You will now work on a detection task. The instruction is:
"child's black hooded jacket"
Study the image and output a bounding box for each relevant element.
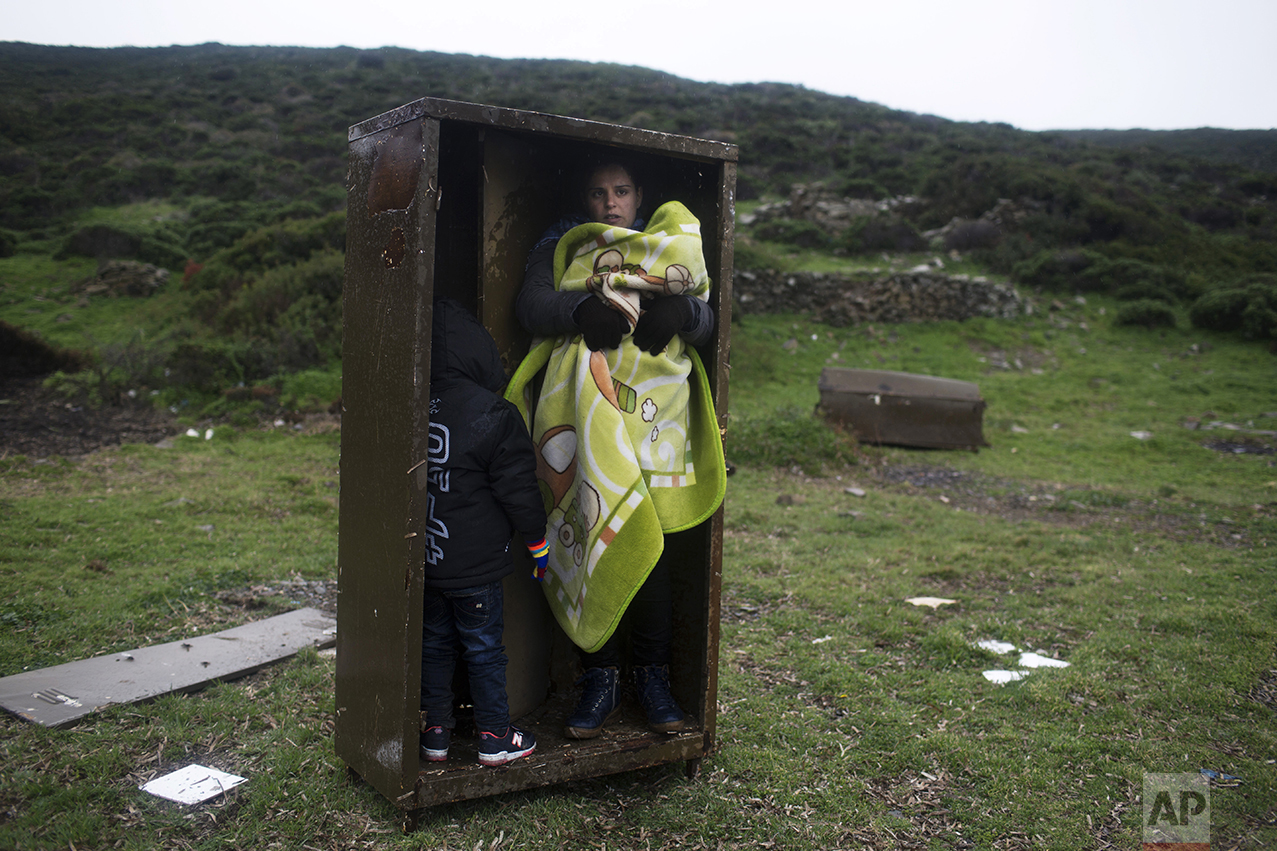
[423,300,547,589]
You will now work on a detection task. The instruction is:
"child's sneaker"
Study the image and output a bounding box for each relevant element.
[420,725,450,762]
[477,726,536,766]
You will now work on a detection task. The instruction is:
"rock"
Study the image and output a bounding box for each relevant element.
[75,260,170,298]
[732,268,1028,326]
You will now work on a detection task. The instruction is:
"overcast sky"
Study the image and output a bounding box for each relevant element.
[6,0,1276,132]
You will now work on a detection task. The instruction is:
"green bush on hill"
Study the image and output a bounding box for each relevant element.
[1189,274,1277,340]
[1113,298,1178,330]
[753,219,831,250]
[840,217,926,253]
[1012,249,1196,304]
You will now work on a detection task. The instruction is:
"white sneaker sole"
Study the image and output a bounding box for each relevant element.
[478,745,534,767]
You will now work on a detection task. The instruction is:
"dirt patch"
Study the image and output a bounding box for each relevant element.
[0,377,176,459]
[869,462,1266,549]
[216,577,338,616]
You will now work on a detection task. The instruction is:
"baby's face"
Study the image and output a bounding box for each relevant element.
[584,165,642,228]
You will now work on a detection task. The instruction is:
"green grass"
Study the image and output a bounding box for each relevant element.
[0,251,185,351]
[2,297,1275,849]
[730,297,1277,508]
[0,431,340,673]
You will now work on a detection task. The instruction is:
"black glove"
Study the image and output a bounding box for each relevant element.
[632,296,693,354]
[573,297,629,351]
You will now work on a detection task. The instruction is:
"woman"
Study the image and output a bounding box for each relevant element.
[512,160,719,738]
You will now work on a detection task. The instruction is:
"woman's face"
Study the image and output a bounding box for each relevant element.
[584,165,642,228]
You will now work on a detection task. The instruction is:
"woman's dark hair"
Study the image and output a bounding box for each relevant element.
[576,157,645,195]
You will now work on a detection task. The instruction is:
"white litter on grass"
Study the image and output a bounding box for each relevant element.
[185,428,199,438]
[905,597,957,609]
[811,635,833,645]
[204,429,214,440]
[1130,431,1153,440]
[973,639,1071,685]
[141,764,246,805]
[1018,652,1070,668]
[983,670,1030,685]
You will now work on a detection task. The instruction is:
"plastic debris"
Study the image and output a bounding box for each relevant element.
[983,670,1029,684]
[185,428,199,438]
[844,487,866,497]
[204,429,214,440]
[811,635,833,645]
[1200,769,1242,787]
[1018,652,1069,669]
[905,597,957,609]
[140,764,246,804]
[1130,431,1153,440]
[975,640,1069,684]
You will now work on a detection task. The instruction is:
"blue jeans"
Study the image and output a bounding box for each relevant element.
[420,581,510,733]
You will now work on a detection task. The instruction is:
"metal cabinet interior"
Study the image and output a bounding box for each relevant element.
[336,97,737,815]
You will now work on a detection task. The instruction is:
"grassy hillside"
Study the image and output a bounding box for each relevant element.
[1,41,1275,413]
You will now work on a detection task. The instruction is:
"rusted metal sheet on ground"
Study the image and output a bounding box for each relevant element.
[338,96,735,814]
[818,368,988,451]
[0,608,335,728]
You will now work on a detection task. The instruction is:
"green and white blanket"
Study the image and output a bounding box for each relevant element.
[506,202,726,653]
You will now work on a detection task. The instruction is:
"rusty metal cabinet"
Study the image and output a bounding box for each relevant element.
[336,97,736,816]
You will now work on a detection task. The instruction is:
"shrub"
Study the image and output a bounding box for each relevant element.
[1077,257,1188,297]
[1014,249,1190,300]
[189,211,346,294]
[43,331,168,406]
[54,224,185,269]
[834,177,888,199]
[733,238,786,272]
[166,339,272,393]
[1013,248,1104,289]
[944,220,1001,251]
[217,247,344,361]
[1114,299,1177,330]
[1189,275,1277,339]
[841,217,925,254]
[753,218,830,250]
[1115,280,1176,302]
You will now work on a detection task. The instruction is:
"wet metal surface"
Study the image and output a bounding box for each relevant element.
[367,122,424,216]
[336,115,439,804]
[818,368,988,451]
[339,96,736,813]
[0,608,335,728]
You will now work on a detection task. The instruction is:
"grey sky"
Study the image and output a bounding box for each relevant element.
[6,0,1275,131]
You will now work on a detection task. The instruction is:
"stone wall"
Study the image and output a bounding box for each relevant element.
[733,268,1030,326]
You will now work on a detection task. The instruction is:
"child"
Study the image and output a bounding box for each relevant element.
[419,299,550,767]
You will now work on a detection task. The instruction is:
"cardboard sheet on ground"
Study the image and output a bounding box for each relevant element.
[0,607,335,727]
[141,764,247,804]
